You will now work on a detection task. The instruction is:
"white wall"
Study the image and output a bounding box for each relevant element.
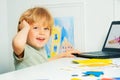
[114,0,120,20]
[0,0,14,74]
[1,0,120,74]
[84,0,114,51]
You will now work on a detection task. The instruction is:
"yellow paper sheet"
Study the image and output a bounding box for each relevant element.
[72,59,112,67]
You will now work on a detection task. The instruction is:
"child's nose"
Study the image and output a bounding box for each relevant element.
[39,29,44,34]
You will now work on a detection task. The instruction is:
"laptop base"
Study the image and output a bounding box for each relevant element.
[73,51,120,59]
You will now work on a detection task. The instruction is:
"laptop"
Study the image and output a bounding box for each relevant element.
[73,21,120,58]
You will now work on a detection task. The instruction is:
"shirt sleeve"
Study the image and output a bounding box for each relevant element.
[13,52,24,61]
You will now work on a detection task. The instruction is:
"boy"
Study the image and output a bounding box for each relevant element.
[12,7,80,70]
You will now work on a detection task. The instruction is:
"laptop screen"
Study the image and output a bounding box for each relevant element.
[103,21,120,51]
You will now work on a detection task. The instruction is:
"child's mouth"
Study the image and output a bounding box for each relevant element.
[36,38,45,42]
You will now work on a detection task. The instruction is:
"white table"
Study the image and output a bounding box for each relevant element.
[0,57,120,80]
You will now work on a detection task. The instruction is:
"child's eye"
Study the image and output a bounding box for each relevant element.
[33,26,38,29]
[44,27,49,30]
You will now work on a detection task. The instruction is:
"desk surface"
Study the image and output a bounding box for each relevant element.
[0,57,120,80]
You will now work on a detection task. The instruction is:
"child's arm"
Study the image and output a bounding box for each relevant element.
[48,49,80,61]
[12,20,30,58]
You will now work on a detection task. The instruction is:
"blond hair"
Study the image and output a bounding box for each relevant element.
[18,7,53,32]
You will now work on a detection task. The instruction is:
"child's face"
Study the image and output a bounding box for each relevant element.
[27,22,50,49]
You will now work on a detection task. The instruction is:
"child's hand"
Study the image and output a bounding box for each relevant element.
[19,20,30,31]
[61,49,80,58]
[48,49,80,61]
